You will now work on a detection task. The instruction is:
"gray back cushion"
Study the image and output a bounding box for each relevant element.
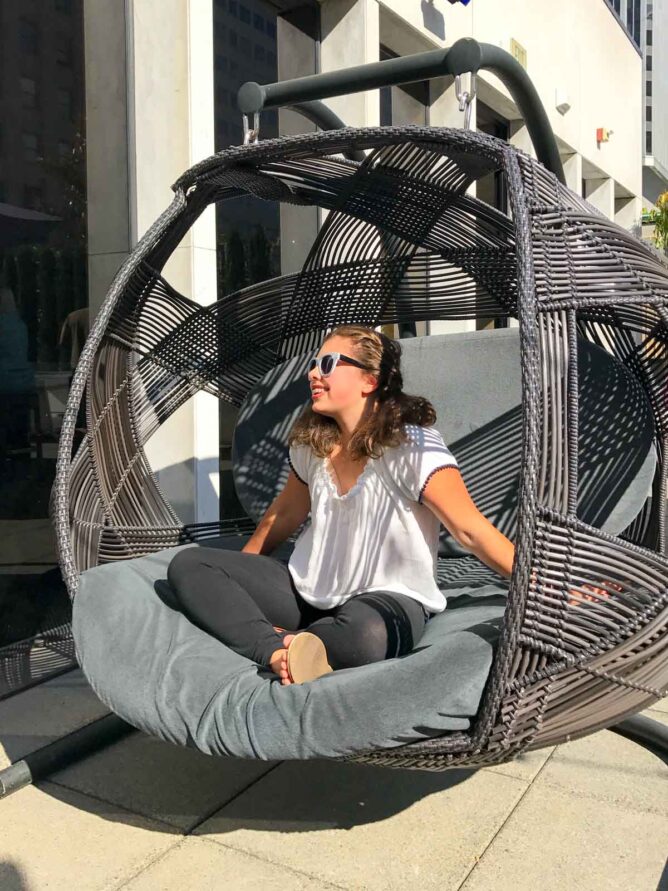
[232,329,656,555]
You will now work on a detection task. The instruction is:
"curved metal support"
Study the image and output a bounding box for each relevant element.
[237,37,565,184]
[0,713,135,799]
[287,101,366,162]
[609,714,668,764]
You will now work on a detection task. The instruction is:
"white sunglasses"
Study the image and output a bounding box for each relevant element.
[307,351,371,377]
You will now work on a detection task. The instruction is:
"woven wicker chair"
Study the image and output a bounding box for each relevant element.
[49,126,668,772]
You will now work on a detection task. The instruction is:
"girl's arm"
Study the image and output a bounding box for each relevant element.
[422,467,619,604]
[241,470,311,556]
[421,467,515,578]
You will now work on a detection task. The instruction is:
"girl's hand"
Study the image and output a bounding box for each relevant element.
[530,569,623,606]
[573,580,623,606]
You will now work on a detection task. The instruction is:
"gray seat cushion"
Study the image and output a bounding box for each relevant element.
[73,536,509,760]
[232,329,656,557]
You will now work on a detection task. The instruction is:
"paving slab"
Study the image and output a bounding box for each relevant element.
[0,668,109,769]
[531,711,668,816]
[193,758,527,891]
[0,781,180,891]
[49,730,279,832]
[649,696,668,715]
[460,782,668,891]
[120,836,345,890]
[484,745,556,783]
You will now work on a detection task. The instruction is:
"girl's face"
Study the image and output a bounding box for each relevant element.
[307,336,377,416]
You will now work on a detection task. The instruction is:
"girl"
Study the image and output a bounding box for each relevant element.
[167,324,607,686]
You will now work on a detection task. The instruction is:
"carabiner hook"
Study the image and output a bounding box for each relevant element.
[242,112,260,145]
[454,72,477,130]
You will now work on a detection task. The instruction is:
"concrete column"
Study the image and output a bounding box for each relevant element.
[424,77,476,336]
[84,0,218,525]
[320,0,380,127]
[584,176,615,219]
[615,194,642,236]
[84,0,132,320]
[509,120,534,158]
[562,151,583,196]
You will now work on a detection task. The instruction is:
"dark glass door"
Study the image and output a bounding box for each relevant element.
[0,0,88,697]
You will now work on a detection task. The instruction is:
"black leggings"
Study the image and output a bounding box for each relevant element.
[167,547,430,671]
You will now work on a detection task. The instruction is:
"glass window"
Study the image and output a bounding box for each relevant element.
[57,88,72,120]
[19,19,39,54]
[22,132,40,160]
[646,131,652,153]
[228,0,237,15]
[646,105,652,122]
[229,28,237,47]
[213,0,320,517]
[20,77,37,109]
[23,183,44,210]
[1,0,88,697]
[56,35,73,66]
[646,80,652,97]
[647,54,652,71]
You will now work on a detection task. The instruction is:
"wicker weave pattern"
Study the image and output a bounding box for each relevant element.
[51,127,668,770]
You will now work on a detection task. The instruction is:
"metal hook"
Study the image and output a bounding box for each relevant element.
[242,112,260,145]
[455,72,477,129]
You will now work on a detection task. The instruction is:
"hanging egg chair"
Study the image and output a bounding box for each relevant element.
[0,43,659,797]
[39,120,667,773]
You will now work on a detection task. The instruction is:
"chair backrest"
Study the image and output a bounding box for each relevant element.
[231,328,656,555]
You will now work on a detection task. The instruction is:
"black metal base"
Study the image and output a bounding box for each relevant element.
[1,712,665,799]
[0,713,134,798]
[609,714,668,764]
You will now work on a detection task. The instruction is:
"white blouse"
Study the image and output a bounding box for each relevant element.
[286,423,460,614]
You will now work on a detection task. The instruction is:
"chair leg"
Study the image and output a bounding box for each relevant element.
[0,713,134,799]
[609,715,668,764]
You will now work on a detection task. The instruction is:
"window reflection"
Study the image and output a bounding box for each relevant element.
[0,1,87,696]
[213,0,319,520]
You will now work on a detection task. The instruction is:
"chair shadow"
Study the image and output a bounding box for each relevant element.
[37,755,479,836]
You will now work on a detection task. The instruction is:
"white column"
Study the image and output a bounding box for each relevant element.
[426,77,477,336]
[615,194,642,236]
[562,151,583,196]
[320,0,380,127]
[84,0,132,319]
[584,176,615,219]
[85,0,218,526]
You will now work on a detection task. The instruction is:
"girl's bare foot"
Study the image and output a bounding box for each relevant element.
[269,635,297,685]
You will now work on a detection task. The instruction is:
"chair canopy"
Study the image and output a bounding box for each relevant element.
[52,126,668,770]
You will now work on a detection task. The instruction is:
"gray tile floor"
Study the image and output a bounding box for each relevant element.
[1,670,667,891]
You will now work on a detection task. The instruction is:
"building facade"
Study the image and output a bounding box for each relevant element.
[0,0,646,694]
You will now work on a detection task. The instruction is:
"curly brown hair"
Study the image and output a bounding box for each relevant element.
[287,324,437,461]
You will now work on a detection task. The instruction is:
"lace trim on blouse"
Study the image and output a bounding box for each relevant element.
[418,463,458,503]
[287,454,308,486]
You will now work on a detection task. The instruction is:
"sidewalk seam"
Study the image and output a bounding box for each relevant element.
[455,747,559,891]
[40,778,183,834]
[195,835,352,891]
[186,760,284,834]
[110,837,190,891]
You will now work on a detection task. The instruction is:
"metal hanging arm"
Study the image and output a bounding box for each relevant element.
[237,37,565,185]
